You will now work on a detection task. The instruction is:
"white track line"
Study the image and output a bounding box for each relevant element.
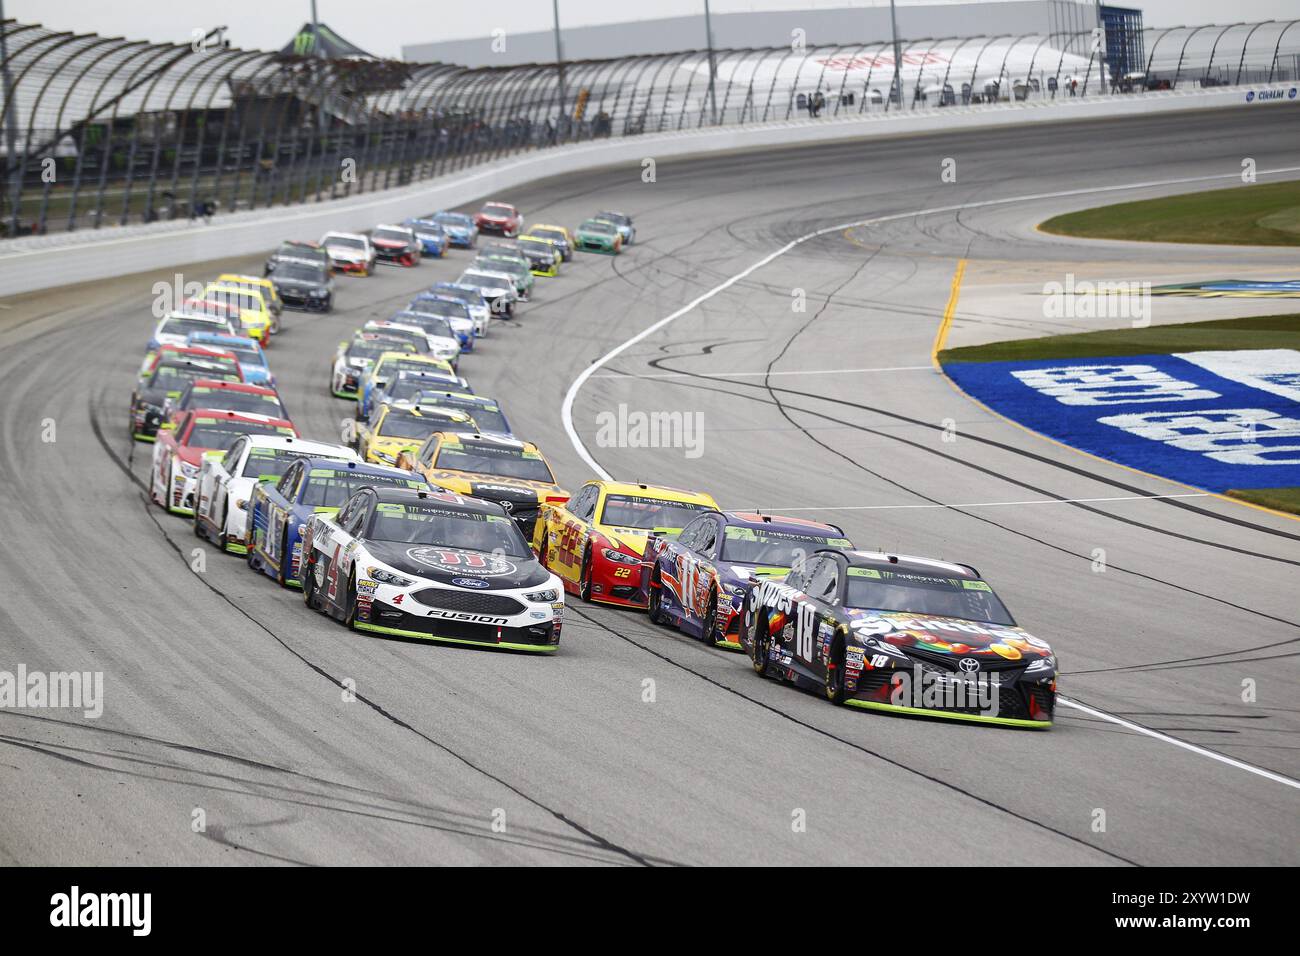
[559,162,1300,790]
[1058,698,1300,791]
[561,162,1300,478]
[750,493,1210,511]
[591,364,933,379]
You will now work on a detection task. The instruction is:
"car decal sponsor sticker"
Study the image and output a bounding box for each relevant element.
[407,548,516,576]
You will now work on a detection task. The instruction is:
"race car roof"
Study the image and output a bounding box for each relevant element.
[440,431,536,452]
[366,485,504,515]
[186,409,293,427]
[599,480,714,504]
[300,456,408,477]
[244,437,358,458]
[829,549,980,579]
[184,379,277,396]
[723,511,845,537]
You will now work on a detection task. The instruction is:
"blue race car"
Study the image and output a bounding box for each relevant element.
[406,294,477,351]
[429,211,477,248]
[246,457,430,587]
[402,217,448,257]
[643,511,854,649]
[427,281,491,337]
[186,331,274,387]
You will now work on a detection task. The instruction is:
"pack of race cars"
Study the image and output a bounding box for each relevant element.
[129,200,1057,728]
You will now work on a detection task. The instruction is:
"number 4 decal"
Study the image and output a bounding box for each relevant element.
[326,543,342,602]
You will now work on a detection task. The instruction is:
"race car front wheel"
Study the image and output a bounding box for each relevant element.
[701,594,718,645]
[749,598,772,677]
[578,548,593,602]
[343,571,359,629]
[824,637,847,705]
[647,570,670,625]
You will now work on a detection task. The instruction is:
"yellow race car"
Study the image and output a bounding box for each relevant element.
[532,479,718,607]
[216,274,283,333]
[399,431,568,539]
[349,402,475,467]
[521,223,574,262]
[201,282,273,343]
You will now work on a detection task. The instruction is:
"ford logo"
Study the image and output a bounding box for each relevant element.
[1245,90,1255,102]
[958,657,981,673]
[451,577,490,589]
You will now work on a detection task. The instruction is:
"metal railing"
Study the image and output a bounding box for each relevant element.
[2,17,1297,237]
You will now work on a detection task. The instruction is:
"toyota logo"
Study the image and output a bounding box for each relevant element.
[958,657,980,673]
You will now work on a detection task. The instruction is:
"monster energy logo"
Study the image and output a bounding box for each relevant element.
[294,30,316,55]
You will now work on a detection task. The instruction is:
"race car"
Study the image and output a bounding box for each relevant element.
[594,210,636,245]
[356,352,457,420]
[425,282,491,337]
[429,210,477,247]
[521,224,573,261]
[367,370,474,410]
[138,342,242,384]
[402,217,448,256]
[575,218,623,254]
[361,318,461,367]
[130,351,243,441]
[162,379,289,430]
[193,436,358,554]
[268,258,333,312]
[473,251,534,300]
[247,457,428,587]
[384,309,470,359]
[150,409,296,516]
[330,335,418,399]
[456,268,517,318]
[186,332,274,387]
[513,236,561,276]
[404,295,478,350]
[644,511,853,648]
[474,201,523,237]
[371,224,422,267]
[398,389,510,438]
[346,401,476,467]
[321,231,376,275]
[215,274,283,323]
[264,240,330,277]
[531,480,716,608]
[148,311,238,351]
[200,283,275,341]
[300,485,563,652]
[400,432,567,540]
[739,549,1058,728]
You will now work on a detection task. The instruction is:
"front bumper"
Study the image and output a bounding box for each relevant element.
[355,588,560,651]
[586,554,648,608]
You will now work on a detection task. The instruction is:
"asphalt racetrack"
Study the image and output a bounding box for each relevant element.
[1,108,1297,866]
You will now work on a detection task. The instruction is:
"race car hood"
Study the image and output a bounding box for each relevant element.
[364,541,550,589]
[367,437,421,461]
[373,239,412,250]
[722,562,792,583]
[273,277,326,292]
[846,610,1053,662]
[425,471,564,502]
[594,525,656,555]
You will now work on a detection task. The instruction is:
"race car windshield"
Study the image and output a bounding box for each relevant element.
[373,229,410,243]
[387,379,461,403]
[350,341,414,361]
[721,527,848,565]
[301,471,424,507]
[599,495,712,530]
[367,505,531,555]
[462,272,510,291]
[183,390,284,417]
[400,315,455,339]
[531,229,564,241]
[187,421,293,449]
[517,239,551,255]
[243,448,310,479]
[433,443,554,483]
[598,212,629,225]
[433,213,470,227]
[432,287,478,304]
[844,572,1016,626]
[418,397,505,433]
[276,263,325,282]
[161,317,227,338]
[151,364,236,387]
[583,221,615,234]
[326,236,367,250]
[205,292,262,311]
[378,412,445,440]
[482,204,514,217]
[381,360,446,380]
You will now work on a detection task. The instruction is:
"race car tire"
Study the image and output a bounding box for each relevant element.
[824,636,847,705]
[749,599,772,677]
[343,571,359,629]
[647,568,671,626]
[302,551,319,608]
[701,593,719,645]
[578,547,593,603]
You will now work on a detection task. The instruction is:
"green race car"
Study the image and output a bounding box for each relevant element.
[575,218,623,254]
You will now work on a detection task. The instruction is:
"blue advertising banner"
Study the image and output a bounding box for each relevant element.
[944,350,1300,492]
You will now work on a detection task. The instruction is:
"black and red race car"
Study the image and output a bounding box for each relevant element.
[644,510,852,648]
[739,548,1058,728]
[371,224,422,267]
[474,201,523,237]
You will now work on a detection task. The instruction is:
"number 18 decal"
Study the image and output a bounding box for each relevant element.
[795,602,817,662]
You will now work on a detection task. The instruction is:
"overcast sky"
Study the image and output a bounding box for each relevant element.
[7,0,1294,59]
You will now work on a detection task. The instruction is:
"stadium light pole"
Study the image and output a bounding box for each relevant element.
[1,0,21,231]
[552,0,567,127]
[889,0,903,108]
[704,0,718,124]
